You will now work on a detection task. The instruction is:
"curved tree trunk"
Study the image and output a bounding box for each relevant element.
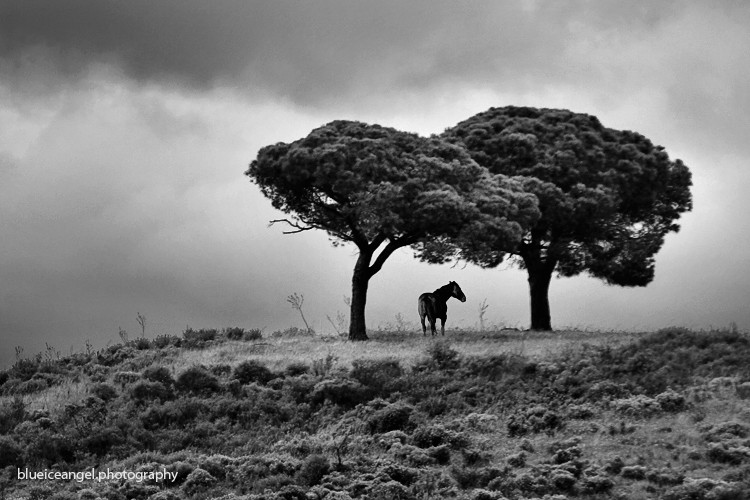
[348,251,371,341]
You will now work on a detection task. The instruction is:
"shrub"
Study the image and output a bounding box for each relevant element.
[365,479,414,500]
[182,328,218,347]
[225,327,263,341]
[656,389,687,412]
[296,454,330,486]
[378,463,420,486]
[81,426,126,456]
[621,465,647,480]
[350,358,403,395]
[612,394,662,417]
[225,327,246,340]
[113,371,141,386]
[312,378,370,407]
[153,334,181,349]
[706,443,750,465]
[507,452,526,468]
[176,366,221,394]
[182,467,217,496]
[285,362,310,377]
[90,383,118,401]
[0,396,25,433]
[551,468,576,491]
[0,436,23,467]
[507,406,563,436]
[233,360,274,385]
[368,403,415,434]
[662,478,747,500]
[425,341,460,370]
[580,473,614,494]
[131,381,172,402]
[143,365,175,386]
[412,425,452,448]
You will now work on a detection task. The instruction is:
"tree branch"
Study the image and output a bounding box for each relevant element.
[269,219,314,234]
[367,235,418,278]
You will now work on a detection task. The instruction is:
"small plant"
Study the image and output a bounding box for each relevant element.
[136,312,146,337]
[478,298,489,331]
[425,341,460,370]
[326,311,347,336]
[287,292,312,333]
[118,327,129,343]
[312,352,338,376]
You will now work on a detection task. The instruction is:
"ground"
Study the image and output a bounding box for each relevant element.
[2,326,750,499]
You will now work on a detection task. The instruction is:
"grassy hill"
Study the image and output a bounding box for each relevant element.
[2,326,750,499]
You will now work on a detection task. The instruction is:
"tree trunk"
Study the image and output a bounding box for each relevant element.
[527,267,553,331]
[521,247,556,331]
[348,251,371,341]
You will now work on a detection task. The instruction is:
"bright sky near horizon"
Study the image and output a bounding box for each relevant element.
[2,1,749,367]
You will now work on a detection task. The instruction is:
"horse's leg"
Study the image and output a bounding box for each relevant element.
[420,314,427,336]
[431,317,437,336]
[440,318,445,336]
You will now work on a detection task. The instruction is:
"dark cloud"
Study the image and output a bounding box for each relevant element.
[0,0,709,106]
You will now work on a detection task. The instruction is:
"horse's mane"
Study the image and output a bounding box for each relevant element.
[432,282,454,301]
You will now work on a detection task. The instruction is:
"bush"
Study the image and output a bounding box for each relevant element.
[0,436,23,467]
[621,465,647,480]
[368,403,415,434]
[312,378,370,407]
[176,366,221,394]
[90,382,118,401]
[182,328,218,347]
[143,365,175,386]
[285,362,310,377]
[0,396,25,433]
[424,341,460,370]
[296,454,330,486]
[507,406,563,436]
[233,360,274,385]
[131,381,172,402]
[153,334,181,349]
[225,327,263,341]
[350,358,403,395]
[182,467,217,496]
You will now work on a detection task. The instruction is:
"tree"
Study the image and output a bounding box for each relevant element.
[247,120,538,340]
[441,106,693,330]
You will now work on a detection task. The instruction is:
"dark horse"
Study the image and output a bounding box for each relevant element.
[418,281,466,336]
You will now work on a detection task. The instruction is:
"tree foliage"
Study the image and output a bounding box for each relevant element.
[441,106,692,328]
[247,120,539,339]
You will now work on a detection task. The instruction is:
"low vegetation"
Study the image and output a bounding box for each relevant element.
[2,326,750,499]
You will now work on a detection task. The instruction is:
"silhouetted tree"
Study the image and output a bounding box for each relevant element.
[441,106,693,330]
[247,120,538,340]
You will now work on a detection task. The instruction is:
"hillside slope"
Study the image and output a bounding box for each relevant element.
[2,327,750,499]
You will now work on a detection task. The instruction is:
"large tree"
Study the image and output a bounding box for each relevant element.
[247,120,538,340]
[441,106,693,330]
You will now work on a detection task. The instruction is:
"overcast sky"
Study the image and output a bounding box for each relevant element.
[2,1,749,367]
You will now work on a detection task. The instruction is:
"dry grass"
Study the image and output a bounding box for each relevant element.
[172,327,647,373]
[0,379,89,414]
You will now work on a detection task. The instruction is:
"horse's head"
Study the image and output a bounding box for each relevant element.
[450,281,466,302]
